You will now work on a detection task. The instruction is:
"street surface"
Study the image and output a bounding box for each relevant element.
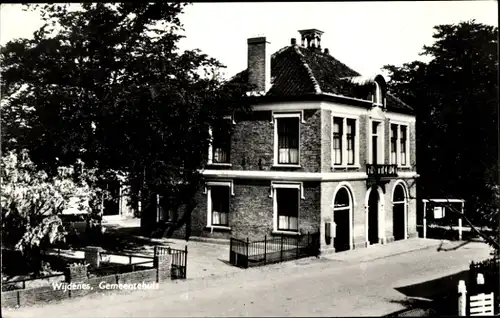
[3,240,491,317]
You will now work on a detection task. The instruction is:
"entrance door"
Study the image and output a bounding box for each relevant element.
[393,203,405,240]
[393,184,407,241]
[368,188,379,245]
[334,209,350,252]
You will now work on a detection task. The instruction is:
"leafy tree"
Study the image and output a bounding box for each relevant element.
[0,149,101,274]
[383,20,499,248]
[0,3,251,236]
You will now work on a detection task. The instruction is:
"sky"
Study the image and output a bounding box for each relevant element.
[0,2,497,79]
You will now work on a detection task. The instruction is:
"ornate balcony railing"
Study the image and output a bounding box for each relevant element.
[366,164,398,178]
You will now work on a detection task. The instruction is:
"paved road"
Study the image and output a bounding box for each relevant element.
[3,240,491,317]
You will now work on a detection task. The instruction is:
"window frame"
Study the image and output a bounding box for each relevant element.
[270,181,304,234]
[205,180,234,229]
[207,116,234,166]
[388,120,410,168]
[331,113,360,169]
[368,118,385,165]
[273,112,303,167]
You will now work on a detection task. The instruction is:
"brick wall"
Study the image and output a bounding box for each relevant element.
[1,253,173,308]
[219,109,322,172]
[189,179,321,241]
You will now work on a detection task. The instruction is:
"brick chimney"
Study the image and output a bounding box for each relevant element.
[247,36,271,93]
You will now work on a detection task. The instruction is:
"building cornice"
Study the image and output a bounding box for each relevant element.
[201,170,419,182]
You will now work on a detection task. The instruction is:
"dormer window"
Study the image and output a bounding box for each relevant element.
[374,81,383,106]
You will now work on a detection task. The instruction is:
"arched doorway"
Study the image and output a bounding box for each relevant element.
[392,183,407,241]
[333,187,352,252]
[368,187,379,245]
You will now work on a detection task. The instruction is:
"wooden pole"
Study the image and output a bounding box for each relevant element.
[459,201,464,241]
[423,200,427,239]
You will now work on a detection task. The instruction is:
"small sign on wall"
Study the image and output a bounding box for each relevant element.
[434,206,445,219]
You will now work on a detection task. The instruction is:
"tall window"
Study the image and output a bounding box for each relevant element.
[277,117,299,164]
[332,116,358,167]
[212,129,231,164]
[210,186,230,226]
[390,124,398,164]
[346,119,355,165]
[276,188,299,231]
[371,121,380,164]
[400,126,407,166]
[333,118,343,165]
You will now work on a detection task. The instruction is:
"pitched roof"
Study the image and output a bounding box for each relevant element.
[230,44,413,113]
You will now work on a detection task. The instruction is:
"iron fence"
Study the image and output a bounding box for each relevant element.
[154,245,188,279]
[229,232,320,268]
[1,273,66,292]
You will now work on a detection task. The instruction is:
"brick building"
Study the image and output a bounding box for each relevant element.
[180,29,418,253]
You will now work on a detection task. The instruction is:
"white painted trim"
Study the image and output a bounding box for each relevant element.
[321,93,373,106]
[321,101,369,116]
[201,169,369,181]
[273,112,302,166]
[386,112,416,123]
[332,182,355,250]
[331,181,357,208]
[398,172,419,178]
[270,181,305,199]
[205,180,235,196]
[254,101,322,112]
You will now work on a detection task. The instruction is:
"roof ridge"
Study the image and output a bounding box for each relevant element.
[386,92,412,109]
[292,45,322,94]
[271,45,292,59]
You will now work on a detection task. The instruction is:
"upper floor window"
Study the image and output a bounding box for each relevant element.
[208,118,232,165]
[332,118,343,165]
[374,81,383,106]
[370,120,384,165]
[400,126,407,166]
[346,119,356,165]
[389,122,410,167]
[274,113,300,166]
[332,115,359,168]
[390,124,398,164]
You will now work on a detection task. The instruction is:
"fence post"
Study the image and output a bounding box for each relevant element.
[264,235,267,265]
[184,245,188,279]
[458,280,467,316]
[246,238,249,269]
[280,235,284,262]
[296,234,299,259]
[129,255,132,265]
[154,246,158,258]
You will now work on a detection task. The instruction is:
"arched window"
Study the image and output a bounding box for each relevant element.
[334,187,351,210]
[393,184,406,204]
[374,81,383,106]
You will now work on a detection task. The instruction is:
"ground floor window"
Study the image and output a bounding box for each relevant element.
[206,181,233,227]
[210,186,230,226]
[272,182,302,232]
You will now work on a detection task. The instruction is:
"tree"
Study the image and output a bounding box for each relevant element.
[383,20,499,240]
[0,149,101,274]
[0,3,251,236]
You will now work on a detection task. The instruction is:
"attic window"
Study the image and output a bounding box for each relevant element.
[374,81,383,106]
